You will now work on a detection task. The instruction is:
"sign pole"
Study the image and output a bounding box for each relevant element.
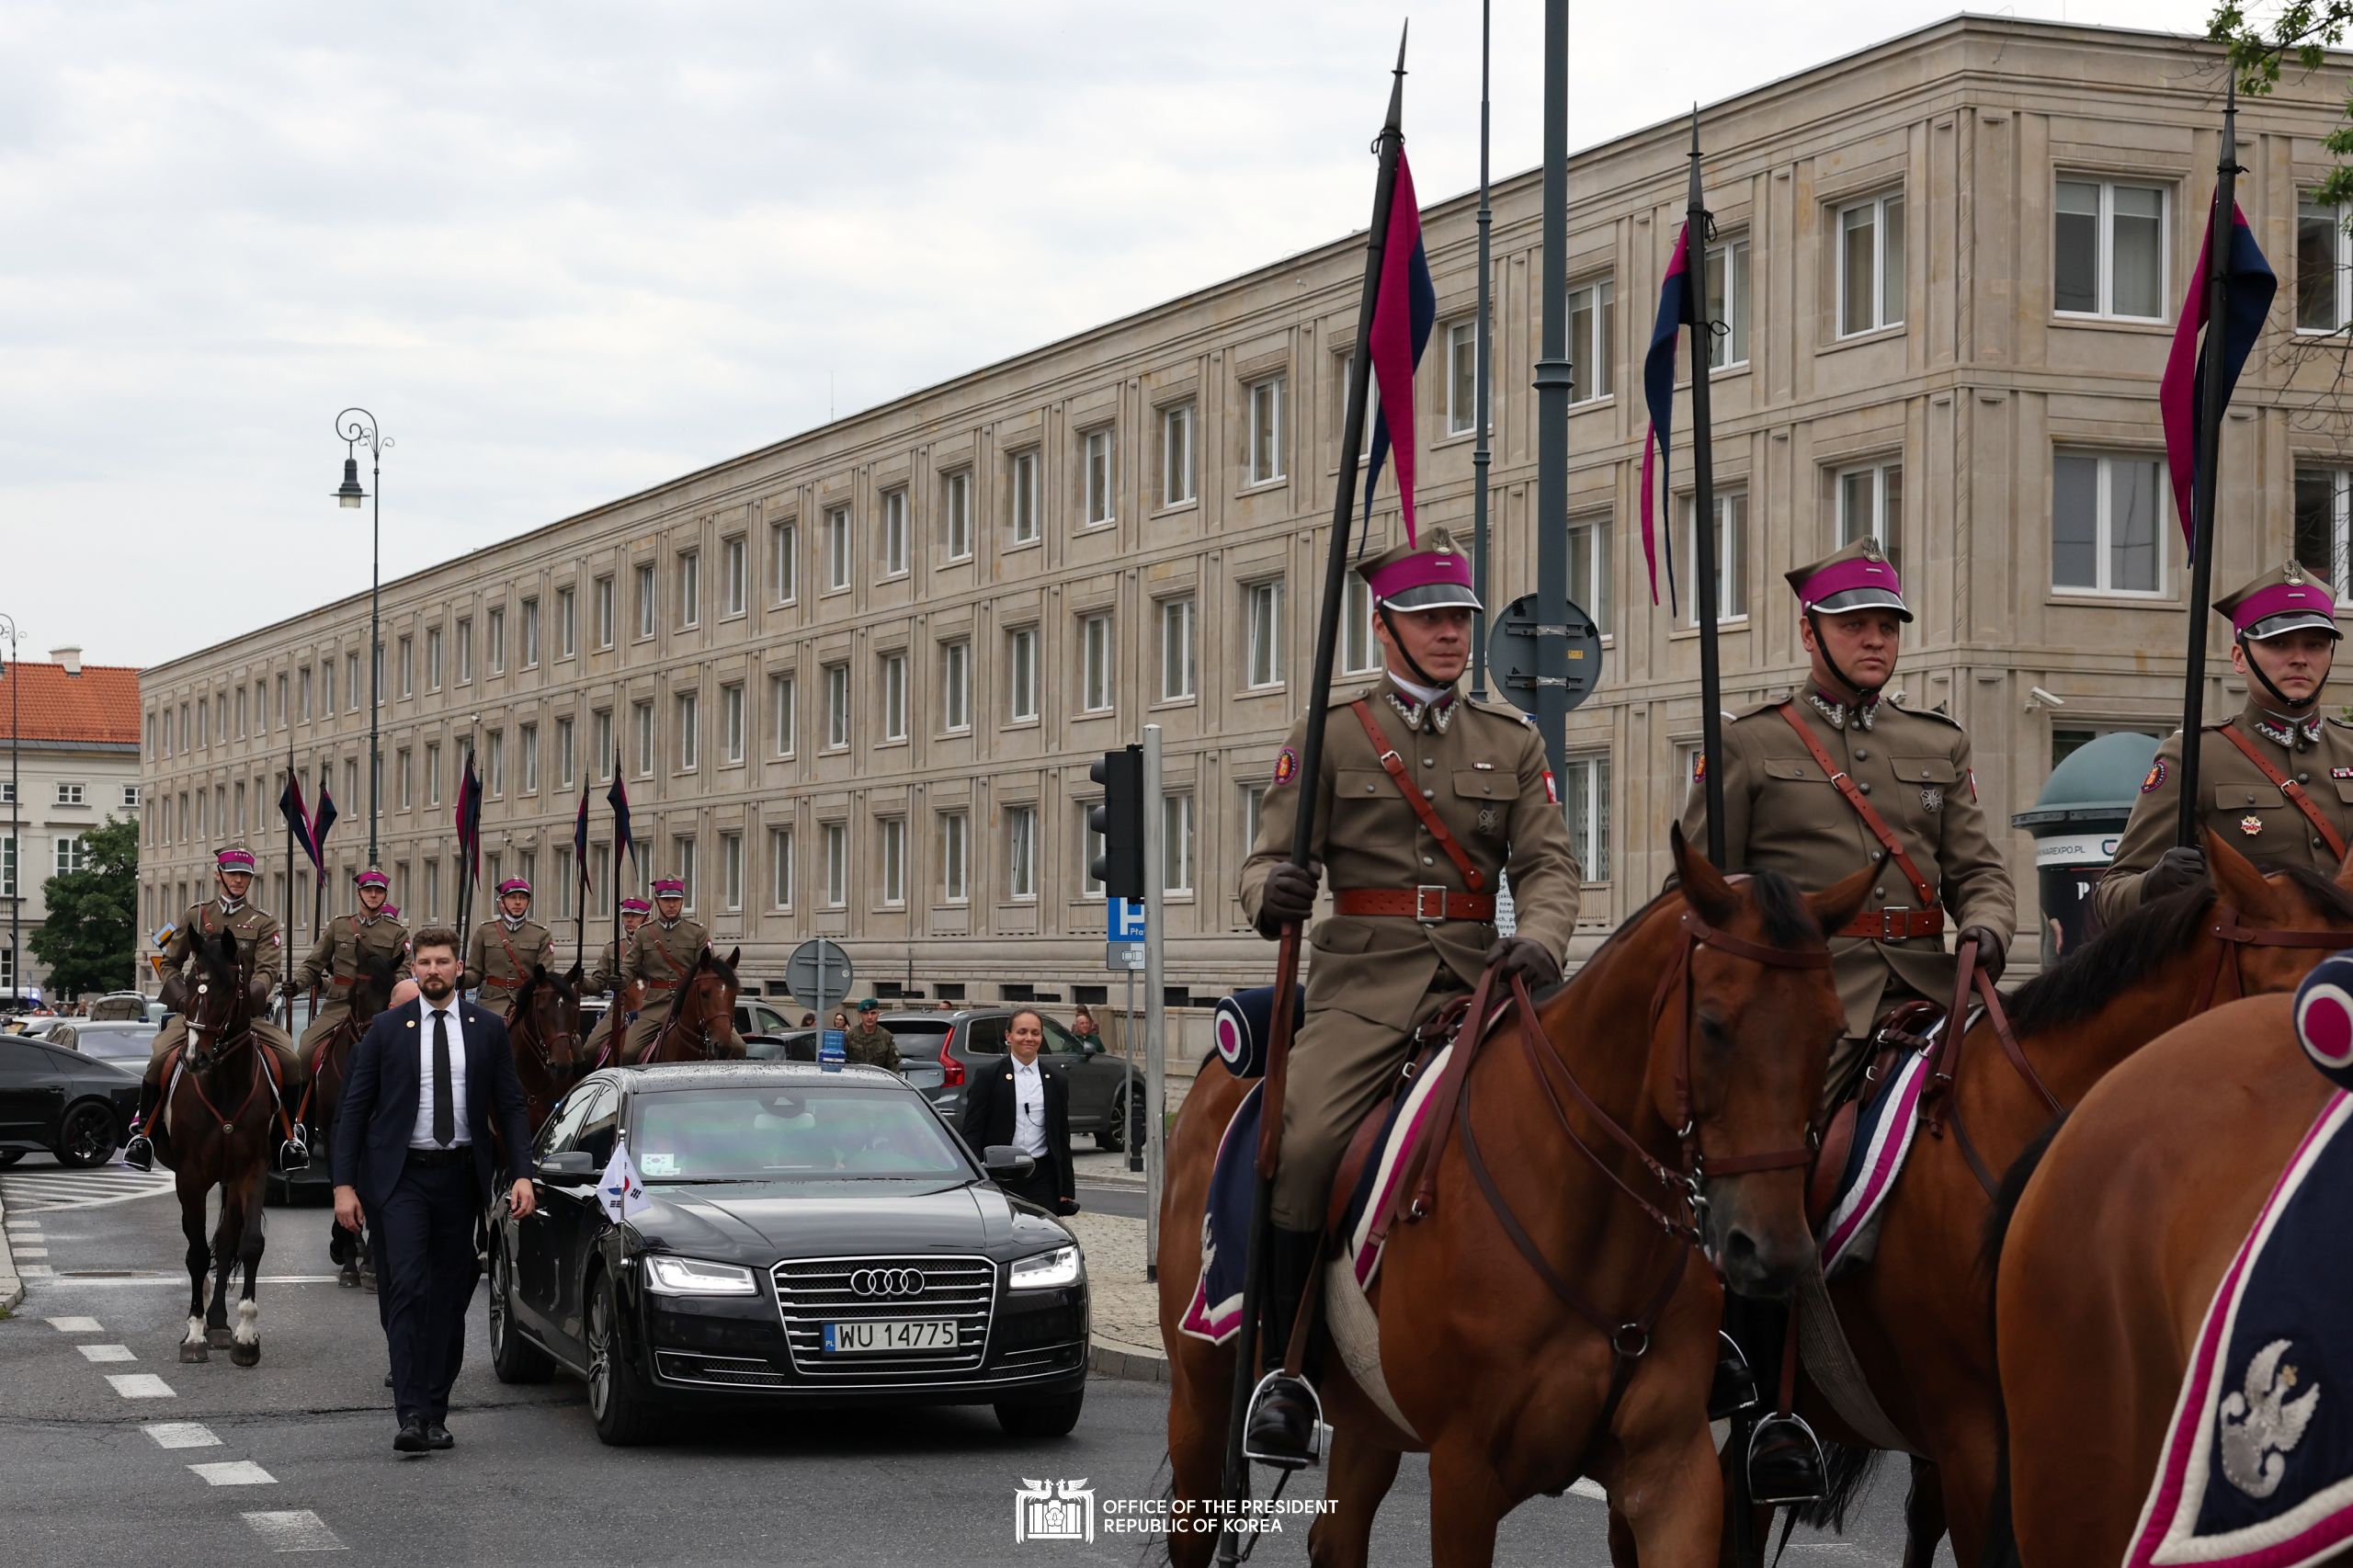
[1142,722,1165,1283]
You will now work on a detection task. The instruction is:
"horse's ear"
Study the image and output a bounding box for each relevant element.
[1669,825,1741,929]
[564,960,584,987]
[725,946,740,970]
[1807,854,1879,937]
[532,962,547,983]
[2206,827,2275,915]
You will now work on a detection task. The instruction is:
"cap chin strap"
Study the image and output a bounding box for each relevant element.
[1378,605,1449,691]
[2239,632,2325,717]
[1806,609,1887,703]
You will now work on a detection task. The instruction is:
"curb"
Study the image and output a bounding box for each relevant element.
[0,1192,20,1317]
[1088,1334,1169,1385]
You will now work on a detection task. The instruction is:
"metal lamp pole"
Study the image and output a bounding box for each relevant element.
[0,614,18,1005]
[334,409,388,866]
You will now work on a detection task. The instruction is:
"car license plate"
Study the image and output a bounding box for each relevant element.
[822,1319,959,1354]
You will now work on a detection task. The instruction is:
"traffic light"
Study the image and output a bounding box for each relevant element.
[1088,746,1146,901]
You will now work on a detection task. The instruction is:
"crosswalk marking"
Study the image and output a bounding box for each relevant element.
[243,1511,346,1552]
[15,1246,49,1257]
[105,1372,174,1398]
[45,1316,101,1332]
[142,1422,220,1449]
[19,1264,54,1277]
[0,1165,177,1214]
[77,1344,136,1363]
[190,1460,275,1486]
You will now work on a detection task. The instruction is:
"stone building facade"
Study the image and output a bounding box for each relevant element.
[3,649,143,1003]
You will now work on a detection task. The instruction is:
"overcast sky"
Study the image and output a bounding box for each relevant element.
[3,0,2224,670]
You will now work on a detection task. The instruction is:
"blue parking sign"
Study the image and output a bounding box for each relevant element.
[1108,897,1146,942]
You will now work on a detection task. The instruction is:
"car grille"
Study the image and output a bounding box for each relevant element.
[654,1350,788,1388]
[770,1255,995,1381]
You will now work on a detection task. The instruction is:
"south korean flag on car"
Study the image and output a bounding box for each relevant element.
[597,1134,650,1223]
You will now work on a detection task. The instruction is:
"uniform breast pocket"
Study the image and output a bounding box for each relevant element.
[1335,768,1398,831]
[2333,778,2353,807]
[2214,785,2283,812]
[1892,757,1961,787]
[1759,759,1823,786]
[1449,769,1522,802]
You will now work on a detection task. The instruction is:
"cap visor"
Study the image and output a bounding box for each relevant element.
[1381,585,1483,612]
[2243,611,2342,641]
[1810,588,1913,621]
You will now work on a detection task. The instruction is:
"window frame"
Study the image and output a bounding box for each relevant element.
[2051,449,2170,599]
[881,488,909,579]
[1161,403,1197,507]
[824,662,850,751]
[1006,803,1038,902]
[676,550,700,629]
[1567,514,1612,637]
[1680,491,1750,626]
[1244,578,1286,690]
[881,650,908,743]
[878,816,906,907]
[634,563,657,640]
[1009,449,1040,545]
[1081,427,1115,528]
[942,471,973,562]
[1340,573,1380,676]
[939,810,969,903]
[824,506,852,591]
[1706,237,1752,370]
[942,640,972,733]
[1247,375,1287,485]
[721,681,745,765]
[2299,197,2353,335]
[1159,595,1197,702]
[1835,460,1905,582]
[768,824,794,910]
[1836,191,1906,338]
[823,821,847,909]
[2053,176,2171,323]
[769,673,796,758]
[1563,752,1613,883]
[1006,626,1040,723]
[594,576,615,648]
[1566,278,1615,403]
[772,519,799,604]
[1079,612,1114,714]
[722,537,746,618]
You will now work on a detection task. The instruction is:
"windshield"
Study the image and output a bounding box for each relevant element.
[628,1085,971,1181]
[74,1030,152,1062]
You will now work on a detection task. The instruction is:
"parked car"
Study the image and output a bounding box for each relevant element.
[49,1020,159,1068]
[488,1061,1088,1445]
[0,1031,141,1167]
[577,995,806,1060]
[882,1009,1147,1152]
[85,992,168,1025]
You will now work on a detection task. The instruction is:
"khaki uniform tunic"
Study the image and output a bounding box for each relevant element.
[1678,695,2016,1070]
[289,913,413,1066]
[1239,677,1583,1231]
[2094,699,2353,926]
[843,1022,901,1072]
[463,918,555,1017]
[585,938,626,997]
[148,898,299,1080]
[620,917,740,1061]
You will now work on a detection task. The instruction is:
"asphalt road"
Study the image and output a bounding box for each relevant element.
[0,1153,1937,1566]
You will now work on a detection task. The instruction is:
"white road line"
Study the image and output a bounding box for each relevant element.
[190,1460,276,1486]
[243,1511,346,1552]
[19,1264,53,1277]
[76,1344,136,1363]
[142,1422,221,1449]
[44,1316,101,1332]
[1569,1478,1608,1502]
[104,1373,174,1398]
[15,1246,49,1257]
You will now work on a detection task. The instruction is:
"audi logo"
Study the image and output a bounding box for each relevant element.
[850,1267,927,1299]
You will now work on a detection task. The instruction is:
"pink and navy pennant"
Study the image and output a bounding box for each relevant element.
[311,767,338,858]
[574,780,592,892]
[606,756,633,871]
[1362,148,1437,546]
[1640,222,1694,613]
[2160,199,2275,545]
[454,751,483,884]
[278,770,321,871]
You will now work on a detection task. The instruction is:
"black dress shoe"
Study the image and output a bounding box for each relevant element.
[425,1423,453,1450]
[392,1419,429,1455]
[382,1374,392,1388]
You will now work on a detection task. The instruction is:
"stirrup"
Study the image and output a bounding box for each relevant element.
[1241,1368,1328,1471]
[122,1134,155,1173]
[1709,1330,1759,1419]
[278,1131,311,1173]
[1746,1410,1829,1506]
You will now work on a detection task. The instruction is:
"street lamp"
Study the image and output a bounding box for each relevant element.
[0,613,19,1007]
[333,409,389,865]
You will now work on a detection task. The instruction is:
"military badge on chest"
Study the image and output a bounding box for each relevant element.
[1920,785,1943,813]
[2243,813,2266,837]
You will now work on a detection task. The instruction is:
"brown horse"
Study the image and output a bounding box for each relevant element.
[302,949,403,1290]
[506,962,585,1131]
[1777,835,2353,1567]
[637,947,743,1064]
[584,976,642,1072]
[1983,989,2336,1567]
[1158,836,1875,1568]
[163,929,295,1367]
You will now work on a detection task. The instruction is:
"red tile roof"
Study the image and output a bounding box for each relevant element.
[0,662,142,746]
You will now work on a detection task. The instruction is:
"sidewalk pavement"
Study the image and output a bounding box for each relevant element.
[1071,1206,1169,1385]
[0,1192,19,1316]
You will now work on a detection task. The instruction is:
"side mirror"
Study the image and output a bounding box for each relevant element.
[983,1145,1036,1182]
[1079,1038,1106,1056]
[539,1150,597,1182]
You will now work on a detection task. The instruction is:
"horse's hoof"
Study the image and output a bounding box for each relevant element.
[231,1343,261,1368]
[207,1327,236,1349]
[179,1343,209,1364]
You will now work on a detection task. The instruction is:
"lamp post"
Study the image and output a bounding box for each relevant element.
[0,613,18,1006]
[333,409,388,866]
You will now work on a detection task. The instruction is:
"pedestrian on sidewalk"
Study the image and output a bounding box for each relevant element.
[960,1008,1078,1216]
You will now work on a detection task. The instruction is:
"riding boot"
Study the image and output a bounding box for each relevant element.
[122,1077,161,1171]
[1736,1297,1828,1506]
[1241,1225,1325,1471]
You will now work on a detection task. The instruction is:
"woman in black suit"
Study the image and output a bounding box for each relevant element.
[959,1008,1077,1214]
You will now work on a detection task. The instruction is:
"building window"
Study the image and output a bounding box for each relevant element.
[823,822,847,908]
[939,811,968,903]
[556,586,576,657]
[2052,451,2165,597]
[460,618,479,682]
[557,715,575,787]
[676,689,699,771]
[426,743,441,806]
[1838,192,1905,336]
[520,597,540,667]
[1079,804,1105,899]
[54,781,85,806]
[1341,574,1380,676]
[519,724,540,793]
[878,817,905,906]
[768,825,794,908]
[672,836,697,911]
[1568,280,1615,403]
[1682,492,1749,624]
[396,750,415,809]
[635,562,656,639]
[2299,198,2353,334]
[772,519,798,603]
[633,699,655,777]
[486,608,506,676]
[676,551,699,628]
[2296,464,2353,593]
[486,730,506,797]
[1006,804,1038,901]
[1010,450,1040,544]
[56,834,87,878]
[1707,238,1752,369]
[816,506,847,590]
[1836,462,1904,582]
[942,640,971,733]
[720,831,743,913]
[1162,403,1196,506]
[1243,782,1269,857]
[275,672,287,727]
[881,652,908,742]
[1245,578,1285,688]
[943,472,972,561]
[1080,613,1114,713]
[1082,427,1115,527]
[881,490,908,577]
[1163,792,1194,895]
[423,628,441,692]
[1160,596,1197,701]
[1563,754,1613,881]
[2055,178,2167,321]
[592,577,613,648]
[1006,627,1039,722]
[824,662,850,749]
[319,662,335,717]
[769,674,796,757]
[722,537,745,617]
[1569,515,1612,635]
[591,711,611,780]
[1248,376,1286,484]
[395,636,413,699]
[123,784,140,809]
[1447,318,1488,436]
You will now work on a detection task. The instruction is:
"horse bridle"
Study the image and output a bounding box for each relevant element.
[515,989,584,1076]
[2194,903,2353,1011]
[651,973,727,1060]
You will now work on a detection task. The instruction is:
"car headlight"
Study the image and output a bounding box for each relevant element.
[1009,1244,1083,1291]
[642,1256,760,1297]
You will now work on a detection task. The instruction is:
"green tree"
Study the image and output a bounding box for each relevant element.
[2211,4,2353,205]
[28,817,139,1000]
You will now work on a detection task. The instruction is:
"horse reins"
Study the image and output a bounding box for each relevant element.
[650,971,726,1060]
[2194,903,2350,1011]
[176,983,299,1146]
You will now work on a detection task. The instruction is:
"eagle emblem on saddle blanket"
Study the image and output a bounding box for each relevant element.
[2220,1338,2321,1500]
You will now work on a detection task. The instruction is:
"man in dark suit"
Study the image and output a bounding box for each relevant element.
[959,1008,1078,1215]
[333,925,536,1456]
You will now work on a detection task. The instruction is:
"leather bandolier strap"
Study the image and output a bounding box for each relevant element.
[1347,699,1487,893]
[1773,703,1945,940]
[2215,723,2350,862]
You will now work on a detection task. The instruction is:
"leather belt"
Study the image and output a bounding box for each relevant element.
[1837,906,1945,940]
[1334,887,1498,924]
[642,978,678,990]
[328,975,358,988]
[404,1145,473,1167]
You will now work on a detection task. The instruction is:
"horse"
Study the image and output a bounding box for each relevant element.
[299,949,404,1290]
[506,961,585,1132]
[1769,835,2353,1567]
[584,976,641,1073]
[637,947,743,1065]
[1981,989,2336,1567]
[162,929,298,1367]
[1157,834,1877,1568]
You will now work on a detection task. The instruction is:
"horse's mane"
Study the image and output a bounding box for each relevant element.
[1541,868,1820,1004]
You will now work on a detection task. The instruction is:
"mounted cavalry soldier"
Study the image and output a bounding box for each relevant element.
[124,846,303,1172]
[585,896,652,998]
[463,876,554,1018]
[620,878,738,1062]
[2096,561,2353,921]
[286,866,412,1075]
[1234,528,1583,1467]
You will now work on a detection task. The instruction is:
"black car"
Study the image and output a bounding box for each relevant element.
[884,1009,1147,1152]
[0,1031,141,1167]
[488,1061,1090,1446]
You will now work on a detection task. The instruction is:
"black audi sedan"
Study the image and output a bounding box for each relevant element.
[0,1028,140,1167]
[488,1061,1090,1446]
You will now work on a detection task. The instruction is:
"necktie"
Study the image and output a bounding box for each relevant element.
[431,1009,454,1147]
